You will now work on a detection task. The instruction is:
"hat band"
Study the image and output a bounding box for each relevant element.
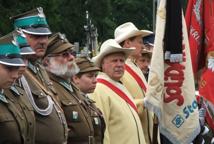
[14,16,48,28]
[19,43,30,48]
[0,54,22,59]
[16,35,28,45]
[0,44,20,55]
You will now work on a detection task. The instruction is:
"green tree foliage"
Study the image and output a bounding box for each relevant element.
[0,0,187,44]
[111,0,153,30]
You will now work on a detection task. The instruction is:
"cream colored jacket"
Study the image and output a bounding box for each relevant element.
[90,72,146,144]
[121,58,154,144]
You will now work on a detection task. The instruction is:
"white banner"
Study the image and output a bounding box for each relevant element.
[144,0,200,143]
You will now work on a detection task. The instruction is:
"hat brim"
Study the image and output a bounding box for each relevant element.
[52,43,74,54]
[22,27,52,35]
[142,48,153,54]
[79,67,100,73]
[0,58,25,66]
[20,46,36,55]
[115,30,153,43]
[92,47,135,68]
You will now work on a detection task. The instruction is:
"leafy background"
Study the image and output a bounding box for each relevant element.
[0,0,187,48]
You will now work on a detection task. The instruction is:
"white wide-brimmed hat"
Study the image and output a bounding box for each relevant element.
[92,39,135,68]
[114,22,153,43]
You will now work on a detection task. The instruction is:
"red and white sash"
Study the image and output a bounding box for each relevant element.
[97,78,138,113]
[125,64,147,92]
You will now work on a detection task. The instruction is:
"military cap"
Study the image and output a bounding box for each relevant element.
[11,7,51,35]
[46,32,75,56]
[16,30,35,55]
[143,34,155,46]
[0,33,25,66]
[75,57,100,74]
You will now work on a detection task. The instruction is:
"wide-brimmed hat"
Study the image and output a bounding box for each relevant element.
[114,22,153,43]
[0,33,25,66]
[46,32,75,56]
[16,30,35,55]
[11,7,51,35]
[75,57,100,74]
[92,39,135,68]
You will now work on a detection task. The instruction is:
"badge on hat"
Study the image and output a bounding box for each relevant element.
[11,7,52,35]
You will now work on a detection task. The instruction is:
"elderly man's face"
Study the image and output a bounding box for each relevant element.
[45,50,79,79]
[101,53,125,81]
[0,64,20,89]
[25,33,48,58]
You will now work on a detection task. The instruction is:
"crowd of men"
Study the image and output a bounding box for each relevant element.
[0,6,213,144]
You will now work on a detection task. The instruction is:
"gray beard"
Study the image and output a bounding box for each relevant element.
[49,59,80,78]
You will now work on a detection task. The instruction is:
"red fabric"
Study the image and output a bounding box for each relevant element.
[204,0,214,53]
[199,69,214,104]
[125,64,147,92]
[185,0,205,74]
[97,78,138,112]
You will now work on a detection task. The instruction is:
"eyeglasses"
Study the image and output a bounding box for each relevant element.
[48,50,76,58]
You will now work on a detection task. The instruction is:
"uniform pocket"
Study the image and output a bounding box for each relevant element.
[31,90,47,98]
[0,113,14,122]
[61,100,81,122]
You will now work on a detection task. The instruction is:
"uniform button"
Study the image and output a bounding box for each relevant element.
[27,138,30,141]
[29,122,32,126]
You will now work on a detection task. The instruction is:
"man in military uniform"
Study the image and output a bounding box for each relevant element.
[10,8,68,144]
[72,57,100,94]
[0,32,36,144]
[43,32,105,144]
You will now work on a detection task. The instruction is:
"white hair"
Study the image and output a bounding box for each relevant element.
[47,57,80,78]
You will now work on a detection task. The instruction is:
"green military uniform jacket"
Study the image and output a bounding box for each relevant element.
[0,84,35,144]
[23,61,67,144]
[48,73,105,144]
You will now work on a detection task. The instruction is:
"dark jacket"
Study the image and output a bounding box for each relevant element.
[49,73,105,144]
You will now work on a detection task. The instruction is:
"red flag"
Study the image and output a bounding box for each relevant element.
[199,69,214,104]
[185,0,205,75]
[197,0,214,131]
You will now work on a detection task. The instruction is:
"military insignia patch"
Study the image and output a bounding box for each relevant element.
[0,93,8,103]
[72,111,79,121]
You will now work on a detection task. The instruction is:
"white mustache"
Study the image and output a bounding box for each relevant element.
[48,59,80,77]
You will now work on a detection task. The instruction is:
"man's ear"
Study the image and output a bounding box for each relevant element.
[42,57,50,67]
[124,39,131,47]
[72,75,79,85]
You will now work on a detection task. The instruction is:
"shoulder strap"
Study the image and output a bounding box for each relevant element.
[125,64,147,92]
[25,69,53,96]
[97,78,138,113]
